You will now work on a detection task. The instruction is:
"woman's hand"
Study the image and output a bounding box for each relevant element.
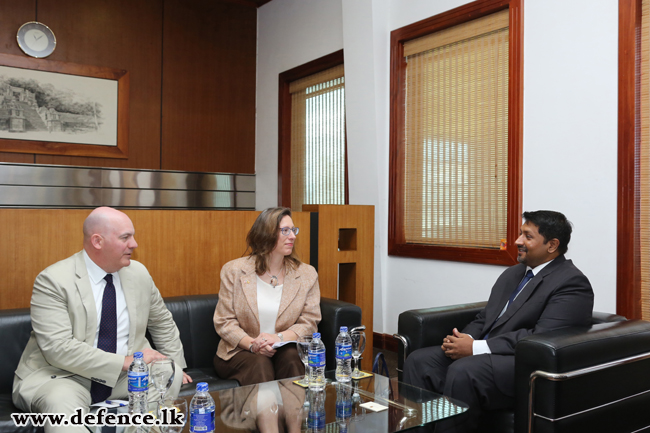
[252,333,280,357]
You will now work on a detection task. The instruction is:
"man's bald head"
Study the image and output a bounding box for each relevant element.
[83,207,124,241]
[83,207,138,273]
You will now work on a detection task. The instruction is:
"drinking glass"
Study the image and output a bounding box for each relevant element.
[150,358,175,403]
[158,397,188,433]
[296,335,313,386]
[351,331,366,379]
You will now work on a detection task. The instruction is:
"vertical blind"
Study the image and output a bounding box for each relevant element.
[641,0,650,318]
[402,10,509,248]
[289,65,346,212]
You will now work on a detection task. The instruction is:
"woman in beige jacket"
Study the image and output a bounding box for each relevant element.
[213,207,321,386]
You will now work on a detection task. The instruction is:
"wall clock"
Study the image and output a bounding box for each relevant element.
[17,21,56,58]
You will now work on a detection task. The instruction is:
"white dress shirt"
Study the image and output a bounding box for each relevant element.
[472,259,553,355]
[257,275,283,335]
[83,250,130,356]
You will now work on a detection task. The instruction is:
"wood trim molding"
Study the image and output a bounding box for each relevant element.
[388,0,522,266]
[373,332,399,353]
[617,0,642,319]
[277,50,345,207]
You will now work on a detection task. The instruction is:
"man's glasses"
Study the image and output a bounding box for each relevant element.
[279,227,299,236]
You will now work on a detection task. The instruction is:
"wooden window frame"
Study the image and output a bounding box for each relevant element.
[277,50,349,208]
[388,0,524,266]
[617,0,642,319]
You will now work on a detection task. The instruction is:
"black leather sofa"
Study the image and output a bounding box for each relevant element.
[395,302,650,433]
[0,294,361,433]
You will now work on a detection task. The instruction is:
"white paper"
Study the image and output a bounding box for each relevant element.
[91,399,128,408]
[360,402,388,412]
[272,340,297,349]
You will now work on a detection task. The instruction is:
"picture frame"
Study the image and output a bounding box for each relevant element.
[0,53,129,159]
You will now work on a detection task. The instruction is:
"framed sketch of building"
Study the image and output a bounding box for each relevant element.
[0,53,128,159]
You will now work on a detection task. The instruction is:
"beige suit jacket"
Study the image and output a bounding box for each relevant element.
[214,256,321,361]
[12,251,186,410]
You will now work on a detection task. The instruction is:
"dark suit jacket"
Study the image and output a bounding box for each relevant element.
[462,255,593,395]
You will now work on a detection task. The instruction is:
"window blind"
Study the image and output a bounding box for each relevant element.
[402,10,509,248]
[640,0,650,318]
[289,64,346,211]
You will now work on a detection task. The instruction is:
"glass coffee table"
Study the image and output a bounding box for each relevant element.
[88,371,467,432]
[197,371,465,432]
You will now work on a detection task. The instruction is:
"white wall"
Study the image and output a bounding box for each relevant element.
[257,0,619,335]
[256,0,344,211]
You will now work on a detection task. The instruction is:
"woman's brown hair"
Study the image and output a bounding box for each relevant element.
[246,207,301,275]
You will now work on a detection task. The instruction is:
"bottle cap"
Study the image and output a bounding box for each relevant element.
[134,352,143,359]
[197,382,208,392]
[313,332,321,339]
[340,326,348,332]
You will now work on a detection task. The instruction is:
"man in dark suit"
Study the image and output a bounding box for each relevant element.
[403,210,594,432]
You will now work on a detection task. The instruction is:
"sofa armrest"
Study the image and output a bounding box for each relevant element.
[395,302,486,373]
[591,311,627,324]
[514,319,650,433]
[319,297,362,371]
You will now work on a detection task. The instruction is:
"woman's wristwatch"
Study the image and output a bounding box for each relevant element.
[249,343,254,353]
[277,333,284,342]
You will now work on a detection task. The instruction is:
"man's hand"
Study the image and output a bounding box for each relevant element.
[122,348,168,371]
[182,371,192,384]
[441,328,473,360]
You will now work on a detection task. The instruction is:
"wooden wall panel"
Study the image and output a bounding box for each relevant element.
[303,205,375,371]
[0,0,257,173]
[0,0,37,164]
[129,210,310,297]
[161,0,256,174]
[32,0,163,169]
[0,209,88,310]
[0,209,311,309]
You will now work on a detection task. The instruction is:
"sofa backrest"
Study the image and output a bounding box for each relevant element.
[0,308,32,394]
[0,296,222,395]
[160,294,364,371]
[160,295,220,370]
[3,294,363,395]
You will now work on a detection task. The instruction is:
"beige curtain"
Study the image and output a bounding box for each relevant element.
[289,65,346,211]
[402,10,509,248]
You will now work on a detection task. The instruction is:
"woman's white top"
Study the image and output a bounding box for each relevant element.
[257,275,283,334]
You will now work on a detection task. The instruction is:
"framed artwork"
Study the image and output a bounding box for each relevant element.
[0,53,129,159]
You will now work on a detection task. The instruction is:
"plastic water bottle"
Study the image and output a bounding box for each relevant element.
[127,351,149,414]
[335,383,352,433]
[307,389,326,433]
[190,382,215,433]
[308,332,326,391]
[335,326,352,382]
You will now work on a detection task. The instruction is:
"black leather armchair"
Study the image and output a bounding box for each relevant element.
[0,294,361,433]
[395,302,650,433]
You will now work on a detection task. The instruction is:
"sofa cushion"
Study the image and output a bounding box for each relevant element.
[0,392,41,433]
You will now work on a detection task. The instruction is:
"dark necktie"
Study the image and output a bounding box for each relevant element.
[505,269,534,310]
[483,270,534,339]
[90,274,117,404]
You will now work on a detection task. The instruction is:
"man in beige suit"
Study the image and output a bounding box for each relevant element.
[12,207,191,432]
